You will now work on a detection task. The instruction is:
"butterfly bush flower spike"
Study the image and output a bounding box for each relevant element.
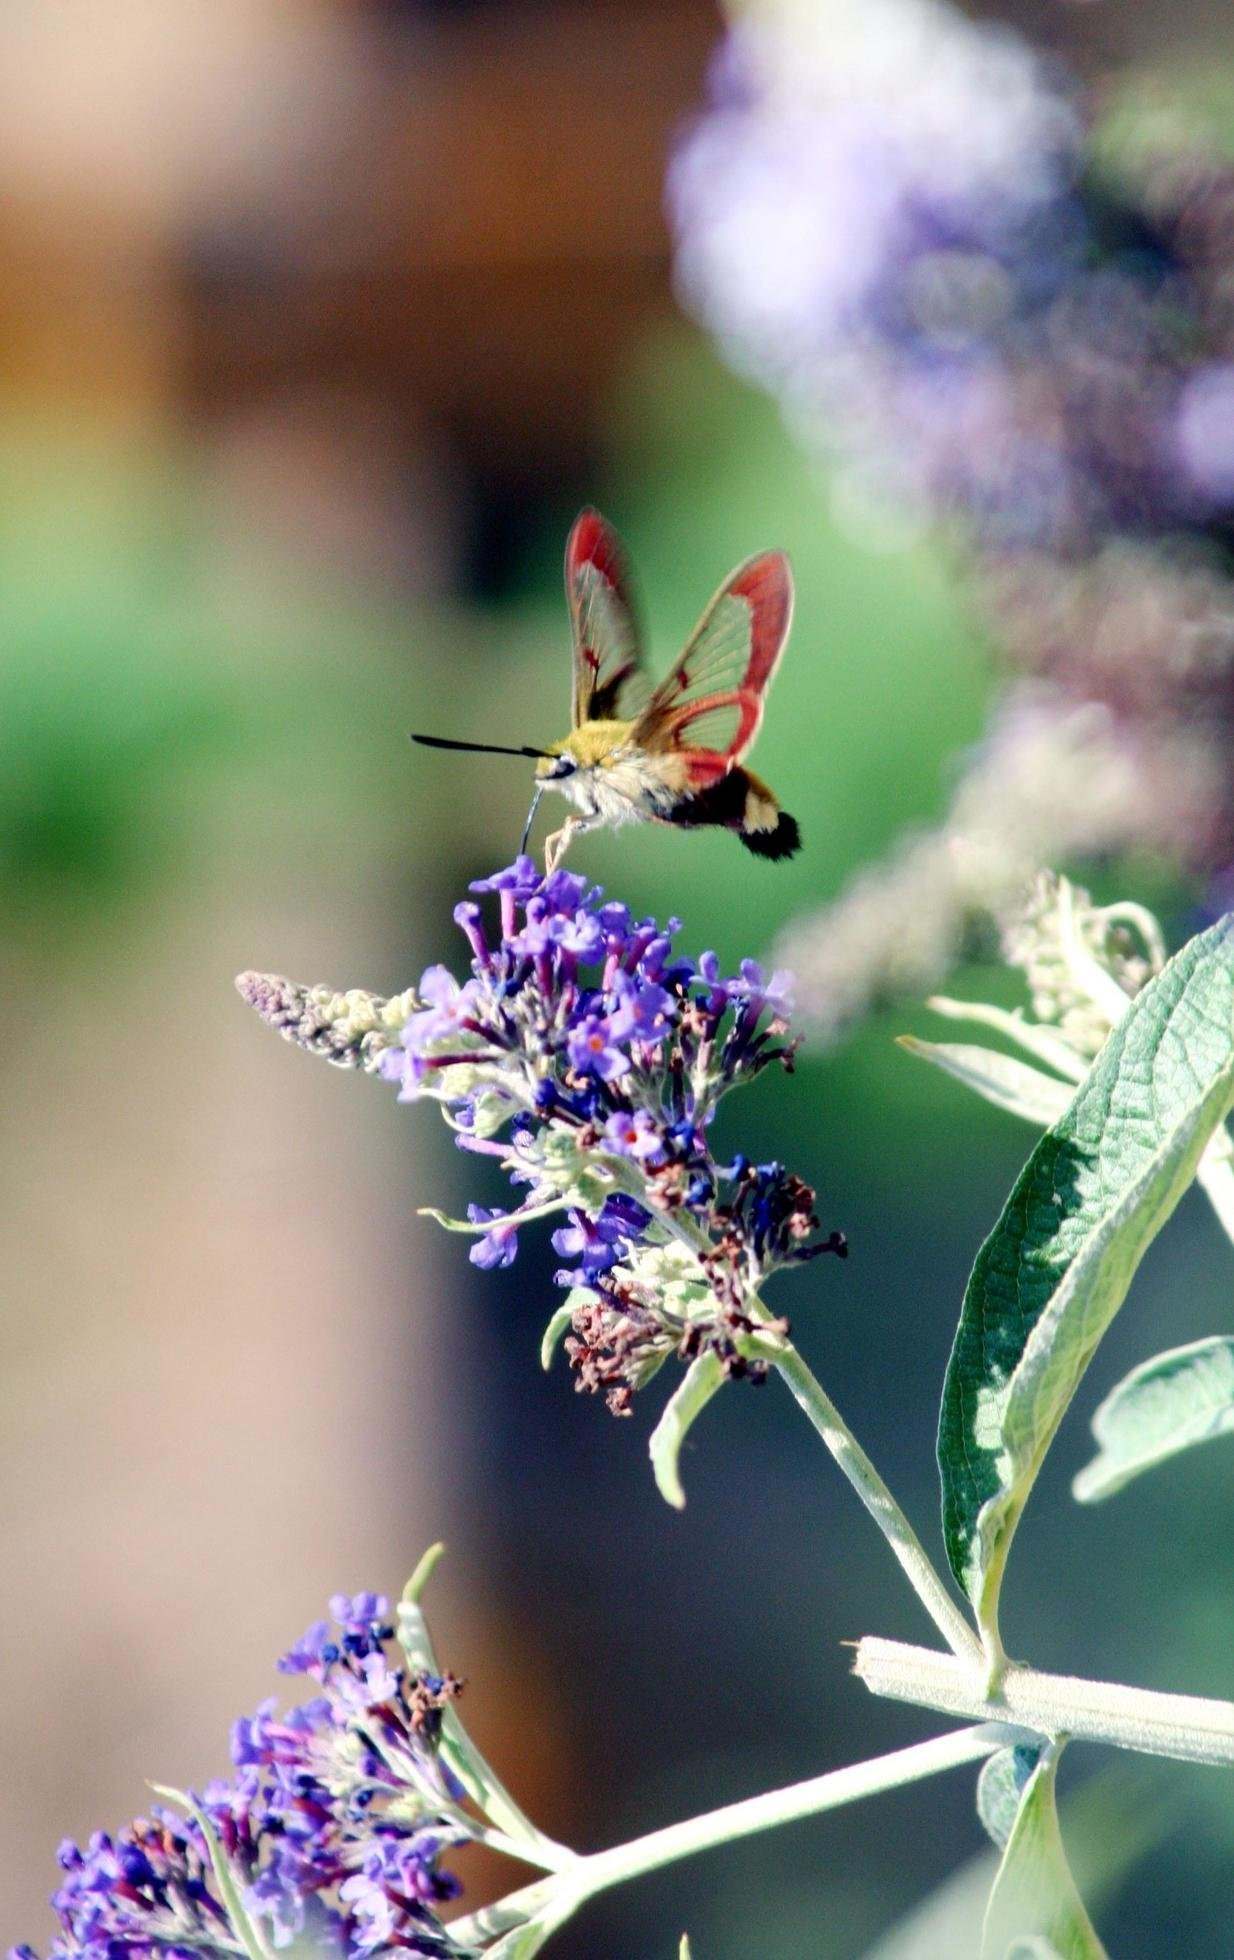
[12,1593,471,1960]
[234,974,422,1072]
[239,860,845,1424]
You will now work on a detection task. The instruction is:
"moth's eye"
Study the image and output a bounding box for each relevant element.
[551,756,576,779]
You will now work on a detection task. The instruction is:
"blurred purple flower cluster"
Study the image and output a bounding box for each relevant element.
[672,0,1234,556]
[673,0,1089,548]
[670,0,1234,1029]
[14,1594,466,1960]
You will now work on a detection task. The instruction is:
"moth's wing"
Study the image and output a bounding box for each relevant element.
[565,509,653,727]
[631,552,793,785]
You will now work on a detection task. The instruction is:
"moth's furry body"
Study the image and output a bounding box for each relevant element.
[539,723,681,828]
[537,724,798,859]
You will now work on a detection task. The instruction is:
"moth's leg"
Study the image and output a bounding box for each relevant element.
[543,817,597,874]
[542,820,573,874]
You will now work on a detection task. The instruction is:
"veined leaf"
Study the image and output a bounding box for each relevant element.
[898,1038,1073,1127]
[649,1351,725,1508]
[1074,1336,1234,1502]
[981,1747,1106,1960]
[1196,1139,1234,1245]
[910,1015,1234,1248]
[939,915,1234,1651]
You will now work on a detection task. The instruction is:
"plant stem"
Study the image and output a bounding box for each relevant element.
[621,1179,980,1657]
[630,1192,979,1665]
[854,1637,1234,1766]
[448,1724,1006,1948]
[773,1342,983,1663]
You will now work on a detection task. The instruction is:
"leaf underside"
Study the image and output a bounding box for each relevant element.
[898,1037,1073,1127]
[981,1749,1107,1960]
[938,915,1234,1643]
[1073,1336,1234,1502]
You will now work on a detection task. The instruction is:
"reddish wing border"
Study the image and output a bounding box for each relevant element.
[633,550,793,782]
[565,509,646,727]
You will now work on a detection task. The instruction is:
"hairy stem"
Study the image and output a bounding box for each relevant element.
[854,1637,1234,1766]
[773,1342,983,1662]
[618,1175,980,1658]
[448,1724,1006,1948]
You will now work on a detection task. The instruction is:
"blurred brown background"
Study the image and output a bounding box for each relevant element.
[0,0,720,1938]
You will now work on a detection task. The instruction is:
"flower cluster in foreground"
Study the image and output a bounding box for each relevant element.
[12,1594,467,1960]
[239,859,844,1414]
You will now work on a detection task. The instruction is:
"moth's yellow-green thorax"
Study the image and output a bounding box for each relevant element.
[536,720,633,776]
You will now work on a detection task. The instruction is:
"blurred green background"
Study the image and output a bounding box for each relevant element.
[2,3,1232,1954]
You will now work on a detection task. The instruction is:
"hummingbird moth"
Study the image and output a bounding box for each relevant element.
[413,509,799,872]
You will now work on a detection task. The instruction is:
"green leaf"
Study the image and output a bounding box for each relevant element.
[1073,1336,1234,1502]
[404,1540,446,1607]
[864,1758,1168,1960]
[898,1037,1073,1126]
[541,1300,577,1371]
[649,1351,726,1508]
[981,1748,1106,1960]
[938,914,1234,1651]
[977,1743,1042,1849]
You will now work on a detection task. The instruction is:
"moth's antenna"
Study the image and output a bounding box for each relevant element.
[411,733,551,759]
[520,785,544,856]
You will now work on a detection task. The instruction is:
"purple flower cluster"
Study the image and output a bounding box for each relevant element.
[378,859,845,1408]
[14,1595,466,1960]
[671,4,1234,561]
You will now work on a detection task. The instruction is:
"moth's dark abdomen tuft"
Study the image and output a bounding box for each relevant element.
[668,769,801,860]
[740,810,800,860]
